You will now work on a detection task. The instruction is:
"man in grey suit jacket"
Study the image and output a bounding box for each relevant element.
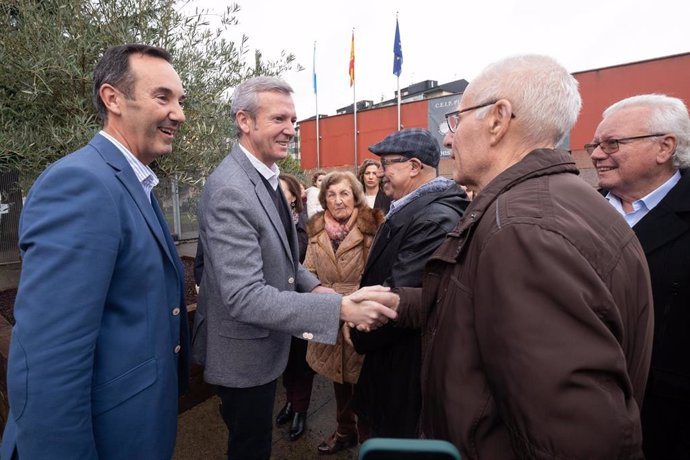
[192,76,395,459]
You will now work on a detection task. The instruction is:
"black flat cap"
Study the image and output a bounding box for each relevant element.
[368,128,440,167]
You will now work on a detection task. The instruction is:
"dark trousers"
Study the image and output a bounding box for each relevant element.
[334,382,369,442]
[216,380,277,460]
[282,337,315,412]
[642,392,690,459]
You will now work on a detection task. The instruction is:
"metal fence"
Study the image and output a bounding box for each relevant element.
[0,172,22,265]
[157,177,203,242]
[0,173,201,265]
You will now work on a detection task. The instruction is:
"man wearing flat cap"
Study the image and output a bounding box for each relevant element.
[351,128,469,438]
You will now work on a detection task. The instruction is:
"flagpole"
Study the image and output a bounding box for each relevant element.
[314,41,320,169]
[350,28,358,171]
[397,76,401,131]
[353,76,358,171]
[396,13,401,131]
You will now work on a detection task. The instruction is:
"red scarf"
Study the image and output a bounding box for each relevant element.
[324,207,358,251]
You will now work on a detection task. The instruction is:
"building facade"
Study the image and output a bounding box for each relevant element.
[298,52,690,185]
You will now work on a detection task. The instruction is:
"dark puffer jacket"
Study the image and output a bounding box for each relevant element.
[351,178,468,437]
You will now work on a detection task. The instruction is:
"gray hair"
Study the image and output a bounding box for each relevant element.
[318,171,366,210]
[468,54,582,148]
[603,94,690,169]
[230,76,293,122]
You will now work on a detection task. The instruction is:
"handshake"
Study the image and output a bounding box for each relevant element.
[310,285,400,331]
[342,285,401,332]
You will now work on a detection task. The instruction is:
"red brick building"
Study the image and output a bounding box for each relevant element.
[297,52,690,185]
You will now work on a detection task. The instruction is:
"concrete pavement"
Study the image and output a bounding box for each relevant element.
[173,374,360,460]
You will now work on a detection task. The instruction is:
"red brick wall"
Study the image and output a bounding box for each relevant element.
[299,53,690,187]
[300,99,428,170]
[572,53,690,150]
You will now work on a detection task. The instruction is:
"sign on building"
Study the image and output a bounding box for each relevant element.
[428,94,461,158]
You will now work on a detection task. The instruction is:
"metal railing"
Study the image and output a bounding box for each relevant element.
[0,173,202,265]
[0,172,21,265]
[157,177,203,242]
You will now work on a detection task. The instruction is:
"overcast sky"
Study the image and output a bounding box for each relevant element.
[190,0,689,122]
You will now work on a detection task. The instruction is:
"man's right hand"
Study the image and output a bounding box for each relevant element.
[340,285,399,332]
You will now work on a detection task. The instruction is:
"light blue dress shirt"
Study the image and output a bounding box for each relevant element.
[606,170,681,227]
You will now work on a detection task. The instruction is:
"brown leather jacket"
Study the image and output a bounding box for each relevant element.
[304,206,384,384]
[396,149,653,459]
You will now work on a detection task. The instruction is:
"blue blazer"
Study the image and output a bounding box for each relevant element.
[1,134,189,459]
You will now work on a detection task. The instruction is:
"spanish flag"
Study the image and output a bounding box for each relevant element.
[349,30,355,87]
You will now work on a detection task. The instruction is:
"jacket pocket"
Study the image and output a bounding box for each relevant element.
[92,357,157,416]
[219,320,269,340]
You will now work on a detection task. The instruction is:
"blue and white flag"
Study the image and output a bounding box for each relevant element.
[313,41,317,94]
[393,18,403,77]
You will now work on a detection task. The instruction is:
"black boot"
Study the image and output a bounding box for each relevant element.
[288,412,306,441]
[275,402,294,426]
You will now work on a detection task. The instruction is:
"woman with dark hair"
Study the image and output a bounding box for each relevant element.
[303,171,384,454]
[279,173,308,262]
[357,159,391,213]
[274,173,313,441]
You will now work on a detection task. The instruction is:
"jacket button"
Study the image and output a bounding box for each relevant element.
[172,307,181,316]
[174,345,181,354]
[302,332,314,340]
[288,276,295,284]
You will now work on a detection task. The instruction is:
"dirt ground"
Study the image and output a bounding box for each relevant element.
[0,288,15,325]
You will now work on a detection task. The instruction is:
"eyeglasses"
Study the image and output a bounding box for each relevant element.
[380,157,411,170]
[584,133,667,155]
[445,99,516,133]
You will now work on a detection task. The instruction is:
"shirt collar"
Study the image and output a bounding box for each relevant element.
[639,169,681,210]
[239,143,280,190]
[606,170,681,226]
[99,131,159,201]
[386,177,453,219]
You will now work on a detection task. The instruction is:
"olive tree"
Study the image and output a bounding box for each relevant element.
[0,0,303,185]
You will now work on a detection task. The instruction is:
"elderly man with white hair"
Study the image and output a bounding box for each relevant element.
[361,55,654,459]
[588,94,690,460]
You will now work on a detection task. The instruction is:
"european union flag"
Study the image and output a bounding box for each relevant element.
[393,18,402,77]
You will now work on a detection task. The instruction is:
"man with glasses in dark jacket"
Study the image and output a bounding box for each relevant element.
[350,128,468,440]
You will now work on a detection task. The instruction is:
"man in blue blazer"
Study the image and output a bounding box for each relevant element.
[1,44,189,459]
[192,76,396,459]
[589,94,690,460]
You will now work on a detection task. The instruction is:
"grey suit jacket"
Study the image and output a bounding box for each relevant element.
[192,145,341,388]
